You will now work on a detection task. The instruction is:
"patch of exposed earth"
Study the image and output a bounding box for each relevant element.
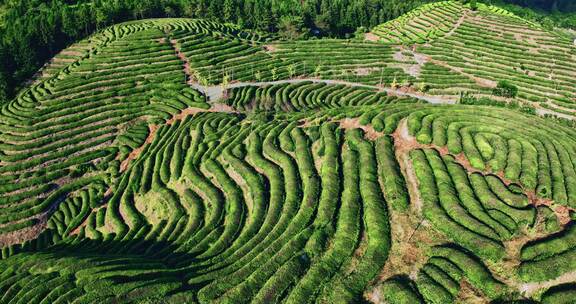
[364,33,381,42]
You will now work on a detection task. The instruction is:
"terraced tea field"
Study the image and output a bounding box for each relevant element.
[371,1,576,116]
[1,3,576,304]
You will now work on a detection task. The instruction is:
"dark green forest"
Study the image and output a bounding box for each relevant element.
[502,0,575,12]
[0,0,574,103]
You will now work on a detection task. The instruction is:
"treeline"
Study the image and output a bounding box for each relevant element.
[493,0,575,12]
[489,0,576,29]
[0,0,574,103]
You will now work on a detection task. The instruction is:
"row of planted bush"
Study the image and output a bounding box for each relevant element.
[226,82,393,112]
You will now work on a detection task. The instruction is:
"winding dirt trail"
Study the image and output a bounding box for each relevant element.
[392,119,425,214]
[169,28,576,125]
[167,36,458,105]
[119,124,159,173]
[519,270,576,297]
[366,121,450,303]
[337,117,383,141]
[384,117,576,300]
[118,104,239,174]
[389,119,575,224]
[444,11,469,39]
[168,35,457,108]
[190,78,459,105]
[169,38,197,86]
[362,117,576,302]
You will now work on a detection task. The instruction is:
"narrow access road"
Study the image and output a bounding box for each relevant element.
[189,78,458,105]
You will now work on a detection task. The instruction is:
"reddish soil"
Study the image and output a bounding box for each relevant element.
[263,44,278,52]
[119,124,159,173]
[210,102,238,113]
[0,215,48,248]
[364,33,381,42]
[455,280,489,303]
[166,107,208,125]
[337,117,383,141]
[170,39,196,85]
[527,193,573,226]
[390,118,575,225]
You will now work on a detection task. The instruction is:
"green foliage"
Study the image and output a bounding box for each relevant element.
[278,15,306,40]
[541,283,576,304]
[493,81,519,98]
[462,0,478,10]
[380,276,424,304]
[1,6,576,303]
[471,0,479,11]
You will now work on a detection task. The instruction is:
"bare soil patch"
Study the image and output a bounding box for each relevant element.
[455,280,489,304]
[169,39,196,86]
[210,102,238,113]
[392,47,430,78]
[0,215,48,248]
[376,214,444,283]
[263,44,278,52]
[393,49,407,62]
[527,192,573,226]
[365,287,383,304]
[445,12,469,39]
[120,124,159,173]
[391,119,426,213]
[519,270,576,297]
[354,67,379,76]
[337,117,383,141]
[364,33,380,42]
[167,107,207,125]
[0,192,69,247]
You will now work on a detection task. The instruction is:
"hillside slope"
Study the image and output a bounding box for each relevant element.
[0,5,575,304]
[370,1,576,117]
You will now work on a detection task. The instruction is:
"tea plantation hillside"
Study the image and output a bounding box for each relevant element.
[0,2,576,304]
[370,1,576,117]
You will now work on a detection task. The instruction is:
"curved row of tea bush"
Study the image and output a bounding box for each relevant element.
[380,244,507,303]
[225,81,409,112]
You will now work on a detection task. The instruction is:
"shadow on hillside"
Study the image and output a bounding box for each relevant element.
[1,234,208,301]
